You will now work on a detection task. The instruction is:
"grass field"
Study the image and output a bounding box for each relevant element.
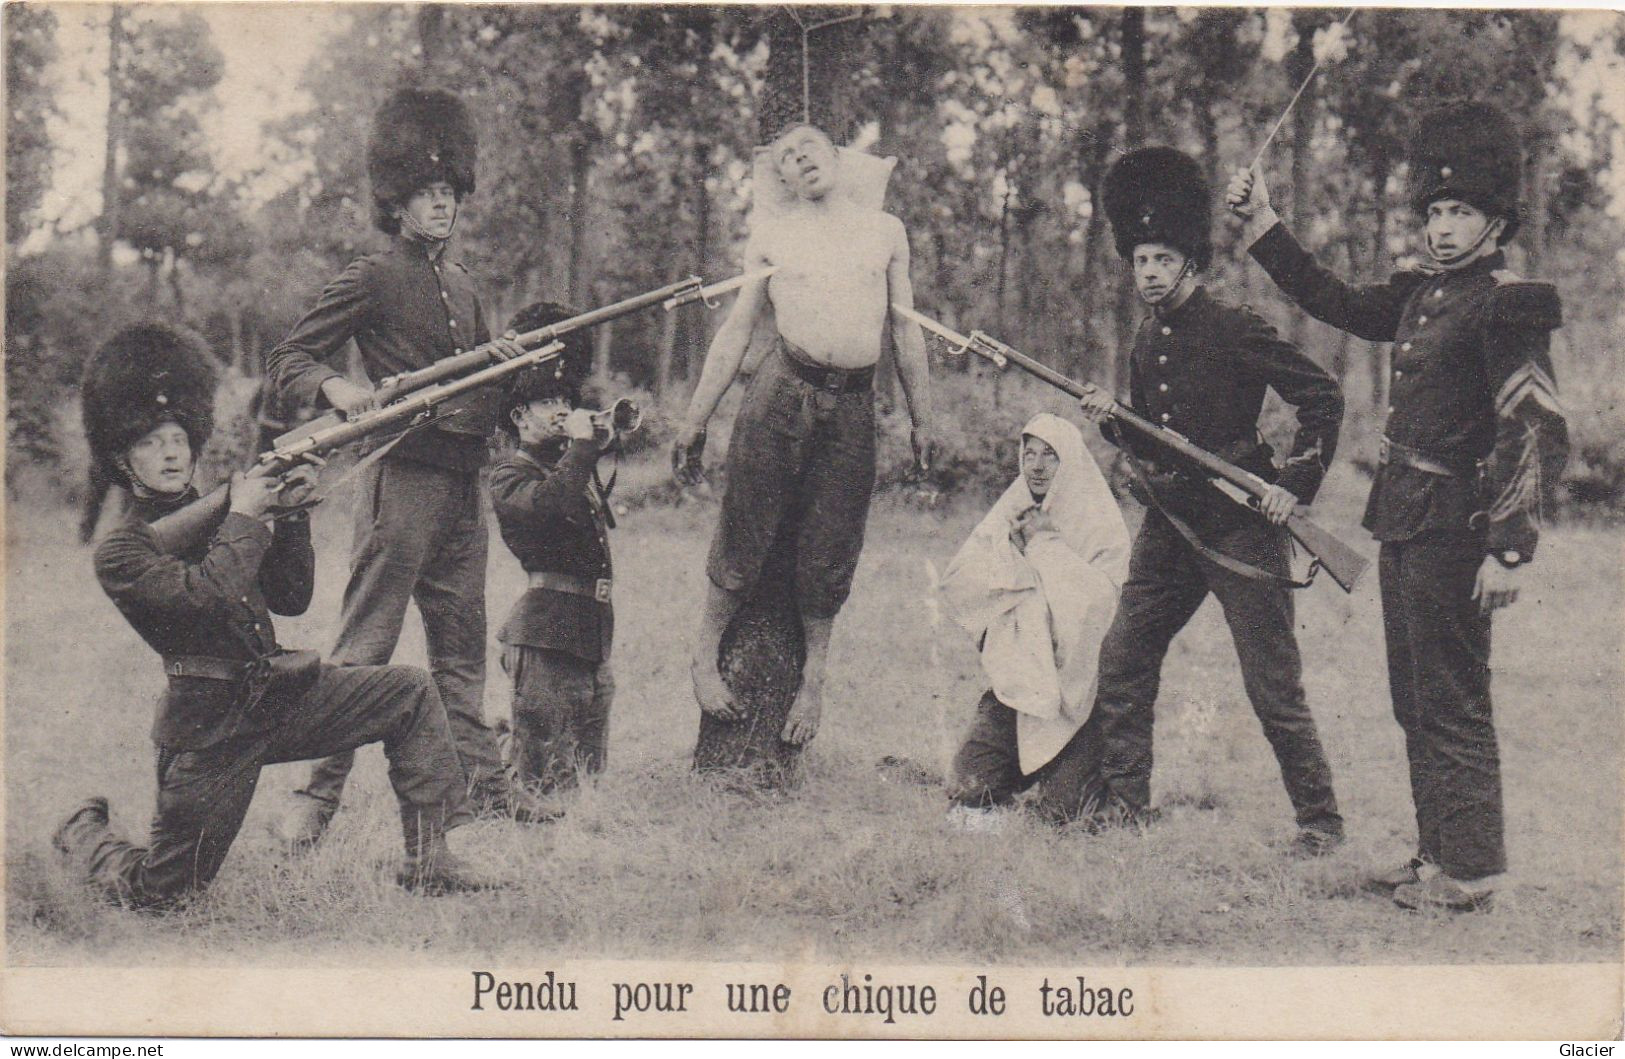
[5,456,1621,968]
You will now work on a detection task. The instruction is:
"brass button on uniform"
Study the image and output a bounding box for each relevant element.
[1157,355,1168,365]
[1158,383,1169,392]
[1401,342,1412,352]
[1160,326,1172,336]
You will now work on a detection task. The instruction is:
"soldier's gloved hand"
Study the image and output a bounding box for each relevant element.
[229,468,285,523]
[562,408,596,442]
[1077,383,1116,423]
[1225,166,1271,219]
[1257,483,1298,526]
[488,332,528,362]
[275,455,326,509]
[1472,556,1521,615]
[319,377,378,419]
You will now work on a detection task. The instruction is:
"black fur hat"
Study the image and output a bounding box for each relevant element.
[1102,147,1212,269]
[499,302,596,433]
[1407,101,1524,241]
[79,322,218,539]
[367,87,478,234]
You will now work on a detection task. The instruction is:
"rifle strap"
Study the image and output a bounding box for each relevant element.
[1116,440,1317,590]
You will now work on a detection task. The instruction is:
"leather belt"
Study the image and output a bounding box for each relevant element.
[1379,437,1478,478]
[528,571,612,603]
[163,654,249,681]
[781,340,874,394]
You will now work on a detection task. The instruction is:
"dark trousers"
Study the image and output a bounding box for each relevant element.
[1092,512,1343,835]
[501,644,613,794]
[706,340,877,620]
[301,457,501,806]
[949,691,1107,825]
[1379,535,1504,880]
[68,664,464,910]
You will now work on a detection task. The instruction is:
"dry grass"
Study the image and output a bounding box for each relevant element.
[6,459,1621,966]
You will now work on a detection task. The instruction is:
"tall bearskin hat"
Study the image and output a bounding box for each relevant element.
[79,322,218,540]
[499,302,596,432]
[1407,101,1524,242]
[1102,146,1212,270]
[367,87,478,234]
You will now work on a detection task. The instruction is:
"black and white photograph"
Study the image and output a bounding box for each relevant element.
[3,1,1621,1041]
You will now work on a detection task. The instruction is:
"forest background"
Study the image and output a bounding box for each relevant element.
[6,4,1625,510]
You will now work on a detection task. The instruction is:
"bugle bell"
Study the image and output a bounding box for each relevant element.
[589,397,642,439]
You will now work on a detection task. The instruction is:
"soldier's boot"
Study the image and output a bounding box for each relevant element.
[51,796,113,871]
[282,791,339,854]
[1361,856,1429,895]
[1392,871,1495,913]
[396,804,512,896]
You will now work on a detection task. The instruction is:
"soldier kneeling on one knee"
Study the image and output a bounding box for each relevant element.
[54,322,509,910]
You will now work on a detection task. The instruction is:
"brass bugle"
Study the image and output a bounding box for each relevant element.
[589,397,642,438]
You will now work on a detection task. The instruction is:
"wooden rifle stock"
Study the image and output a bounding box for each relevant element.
[277,275,705,450]
[146,339,571,555]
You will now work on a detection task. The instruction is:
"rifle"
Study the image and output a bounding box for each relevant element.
[148,338,568,553]
[275,267,777,451]
[894,303,1370,593]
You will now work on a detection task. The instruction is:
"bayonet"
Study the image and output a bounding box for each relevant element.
[662,266,778,311]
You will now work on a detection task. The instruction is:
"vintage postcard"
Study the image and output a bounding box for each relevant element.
[3,1,1621,1041]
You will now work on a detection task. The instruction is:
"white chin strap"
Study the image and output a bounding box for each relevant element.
[1425,214,1501,269]
[398,204,457,246]
[1144,258,1194,309]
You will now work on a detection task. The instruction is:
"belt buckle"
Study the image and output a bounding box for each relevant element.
[1378,437,1392,464]
[821,372,844,393]
[594,578,612,603]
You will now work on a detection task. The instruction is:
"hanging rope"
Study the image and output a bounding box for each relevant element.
[1248,8,1358,171]
[782,5,864,127]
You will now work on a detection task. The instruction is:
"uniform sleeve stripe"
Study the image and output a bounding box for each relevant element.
[1495,362,1564,419]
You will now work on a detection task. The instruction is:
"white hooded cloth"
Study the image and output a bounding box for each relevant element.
[942,413,1130,773]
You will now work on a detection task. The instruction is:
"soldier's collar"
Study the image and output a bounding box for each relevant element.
[132,484,199,524]
[1156,284,1208,324]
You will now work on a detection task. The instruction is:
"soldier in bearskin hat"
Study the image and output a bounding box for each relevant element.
[487,303,619,814]
[54,323,505,908]
[1230,101,1570,911]
[1075,146,1346,851]
[266,87,530,845]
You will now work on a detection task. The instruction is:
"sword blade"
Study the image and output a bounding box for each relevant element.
[665,266,778,310]
[890,303,975,349]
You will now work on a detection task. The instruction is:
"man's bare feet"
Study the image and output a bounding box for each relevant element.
[692,655,738,719]
[781,679,823,745]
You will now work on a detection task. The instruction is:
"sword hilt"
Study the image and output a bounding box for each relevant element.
[966,330,1011,369]
[660,276,708,311]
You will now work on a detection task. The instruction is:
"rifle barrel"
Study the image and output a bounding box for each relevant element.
[372,276,699,404]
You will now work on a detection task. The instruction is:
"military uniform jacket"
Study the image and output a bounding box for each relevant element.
[1250,223,1569,561]
[267,236,498,473]
[490,439,614,664]
[1108,285,1344,534]
[93,495,315,750]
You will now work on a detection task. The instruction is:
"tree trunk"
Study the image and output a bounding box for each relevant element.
[1522,143,1547,274]
[1368,156,1392,413]
[655,297,678,400]
[567,131,593,306]
[1286,18,1316,230]
[98,8,124,272]
[167,257,186,318]
[1113,8,1147,390]
[417,5,449,68]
